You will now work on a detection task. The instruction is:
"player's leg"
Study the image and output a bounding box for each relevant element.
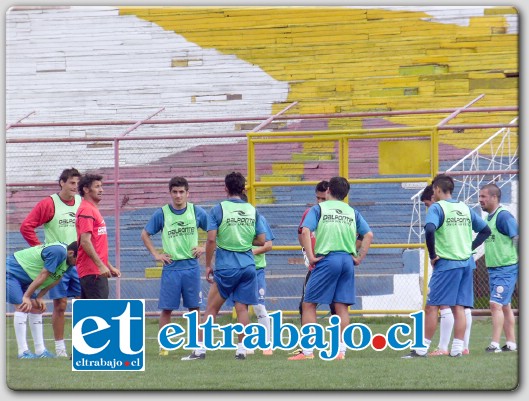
[232,266,258,359]
[429,306,453,356]
[463,308,472,354]
[181,271,226,361]
[499,267,518,351]
[502,303,517,351]
[254,269,272,354]
[158,270,182,356]
[51,297,68,357]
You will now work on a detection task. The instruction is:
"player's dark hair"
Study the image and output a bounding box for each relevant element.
[432,174,454,195]
[481,183,502,202]
[420,184,434,202]
[240,193,248,202]
[169,176,189,192]
[78,174,103,196]
[58,168,81,185]
[328,176,350,200]
[315,180,329,193]
[225,172,246,196]
[67,241,78,257]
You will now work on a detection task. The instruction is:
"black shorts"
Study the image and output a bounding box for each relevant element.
[80,275,109,299]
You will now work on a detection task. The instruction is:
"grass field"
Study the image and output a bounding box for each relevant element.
[5,315,519,392]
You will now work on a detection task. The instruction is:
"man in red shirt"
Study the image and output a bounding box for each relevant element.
[20,167,82,358]
[76,174,120,299]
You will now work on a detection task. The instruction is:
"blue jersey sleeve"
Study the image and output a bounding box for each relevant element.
[425,203,444,229]
[41,245,67,275]
[207,204,223,231]
[300,205,321,232]
[194,206,209,231]
[355,210,371,235]
[470,208,487,233]
[496,210,518,238]
[255,211,266,236]
[259,215,275,241]
[144,208,165,236]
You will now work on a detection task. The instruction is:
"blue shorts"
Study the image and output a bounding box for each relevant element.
[303,252,355,306]
[488,264,518,305]
[225,268,266,307]
[159,267,202,310]
[6,256,37,305]
[427,262,473,307]
[214,265,258,305]
[48,266,81,300]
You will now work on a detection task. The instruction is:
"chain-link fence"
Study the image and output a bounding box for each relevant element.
[6,110,518,316]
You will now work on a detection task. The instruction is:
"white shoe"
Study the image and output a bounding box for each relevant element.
[56,349,69,358]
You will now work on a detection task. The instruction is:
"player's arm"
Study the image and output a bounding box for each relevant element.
[192,206,209,258]
[79,232,111,277]
[20,245,66,312]
[19,269,53,313]
[205,229,217,283]
[299,227,323,265]
[353,232,373,266]
[141,229,173,265]
[20,197,55,246]
[253,240,272,255]
[470,209,491,251]
[297,209,310,247]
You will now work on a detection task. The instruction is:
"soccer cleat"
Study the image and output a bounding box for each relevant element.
[181,351,205,361]
[288,348,304,355]
[17,350,36,359]
[262,349,273,356]
[462,349,470,355]
[485,345,502,353]
[401,350,427,359]
[36,349,56,359]
[288,352,314,360]
[159,349,169,356]
[335,352,346,360]
[234,353,246,360]
[55,349,69,358]
[428,348,449,356]
[501,345,516,352]
[449,352,462,358]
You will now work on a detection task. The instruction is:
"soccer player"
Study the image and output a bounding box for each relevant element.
[19,167,82,358]
[240,193,275,356]
[141,176,208,356]
[479,183,518,353]
[6,241,78,359]
[182,172,266,361]
[291,176,373,360]
[297,180,331,316]
[297,180,363,319]
[76,174,120,299]
[420,184,473,356]
[403,174,490,358]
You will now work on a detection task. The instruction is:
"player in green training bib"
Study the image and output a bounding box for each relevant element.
[141,176,208,356]
[293,176,373,360]
[403,174,490,359]
[182,172,266,361]
[479,183,519,353]
[6,242,78,359]
[19,167,82,358]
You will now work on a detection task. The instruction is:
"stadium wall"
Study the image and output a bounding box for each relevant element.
[5,6,519,315]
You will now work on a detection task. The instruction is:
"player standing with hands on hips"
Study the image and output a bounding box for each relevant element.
[291,176,373,360]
